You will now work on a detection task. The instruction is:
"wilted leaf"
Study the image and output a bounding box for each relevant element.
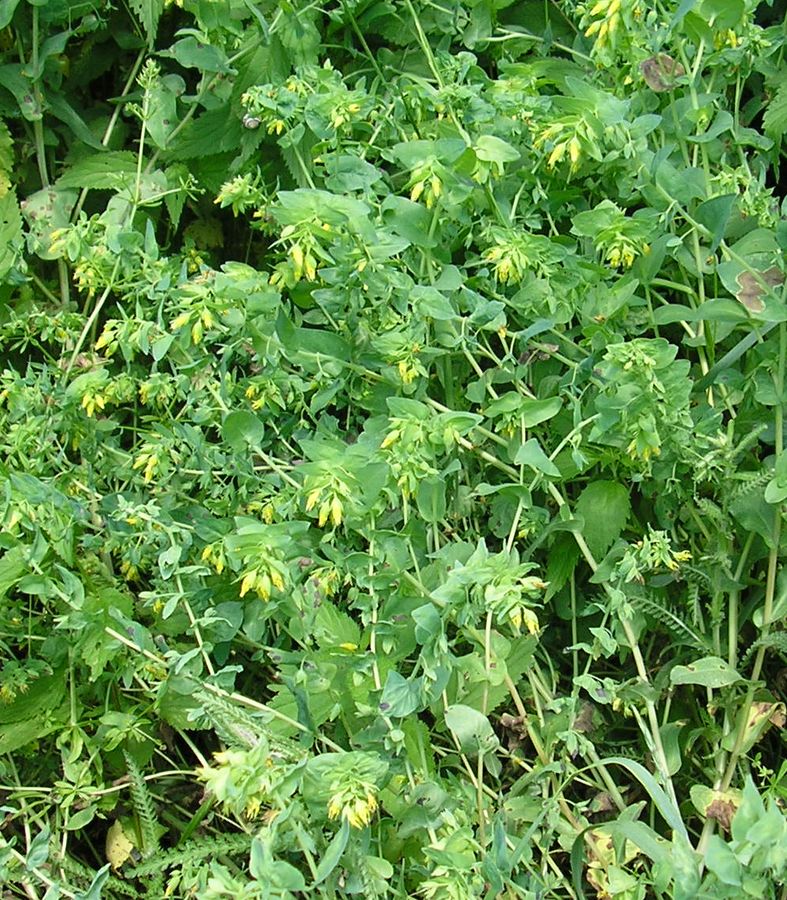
[640,55,685,92]
[735,267,784,313]
[106,820,136,870]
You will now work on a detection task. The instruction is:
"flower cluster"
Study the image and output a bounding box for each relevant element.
[483,227,564,283]
[616,528,691,584]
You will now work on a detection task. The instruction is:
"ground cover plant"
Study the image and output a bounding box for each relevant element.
[1,0,787,896]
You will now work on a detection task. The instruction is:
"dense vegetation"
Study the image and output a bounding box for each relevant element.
[1,0,787,896]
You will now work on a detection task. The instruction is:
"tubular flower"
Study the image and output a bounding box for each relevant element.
[327,786,378,829]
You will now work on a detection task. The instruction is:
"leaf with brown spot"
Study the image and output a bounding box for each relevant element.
[640,55,685,92]
[735,267,784,313]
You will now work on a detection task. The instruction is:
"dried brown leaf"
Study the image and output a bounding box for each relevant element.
[640,55,685,92]
[735,266,784,313]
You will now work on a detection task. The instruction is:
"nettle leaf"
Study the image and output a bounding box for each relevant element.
[0,190,22,280]
[56,151,140,190]
[575,481,630,558]
[763,80,787,141]
[314,601,361,650]
[129,0,164,49]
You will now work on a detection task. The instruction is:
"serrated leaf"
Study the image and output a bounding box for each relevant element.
[0,190,23,281]
[129,0,164,49]
[56,152,140,190]
[314,601,361,650]
[763,80,787,141]
[575,481,630,557]
[0,119,13,197]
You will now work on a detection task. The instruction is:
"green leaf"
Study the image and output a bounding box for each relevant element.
[314,818,350,885]
[670,656,741,688]
[163,36,233,73]
[26,825,50,869]
[0,545,26,598]
[473,134,519,174]
[694,193,736,253]
[0,0,22,29]
[444,704,499,756]
[521,397,563,427]
[598,757,690,844]
[48,94,105,150]
[56,152,140,190]
[75,865,111,900]
[129,0,164,49]
[704,835,742,886]
[222,411,264,450]
[416,477,446,523]
[145,75,184,150]
[314,601,361,650]
[0,190,22,281]
[575,481,630,557]
[764,81,787,141]
[379,671,422,717]
[513,439,560,477]
[652,299,747,325]
[324,154,382,192]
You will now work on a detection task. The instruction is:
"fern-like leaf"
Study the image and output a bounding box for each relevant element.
[123,751,161,860]
[196,688,264,749]
[633,594,709,652]
[58,853,140,898]
[726,469,772,507]
[740,631,787,668]
[127,833,253,878]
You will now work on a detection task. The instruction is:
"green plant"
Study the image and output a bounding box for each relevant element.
[1,0,787,897]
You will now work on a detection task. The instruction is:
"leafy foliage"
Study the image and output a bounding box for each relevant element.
[1,0,787,897]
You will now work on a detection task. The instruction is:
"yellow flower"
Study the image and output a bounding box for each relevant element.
[547,141,567,168]
[81,391,106,418]
[380,429,399,450]
[327,790,378,829]
[170,312,190,331]
[330,495,343,527]
[270,568,285,591]
[522,608,540,636]
[239,569,258,598]
[568,137,582,170]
